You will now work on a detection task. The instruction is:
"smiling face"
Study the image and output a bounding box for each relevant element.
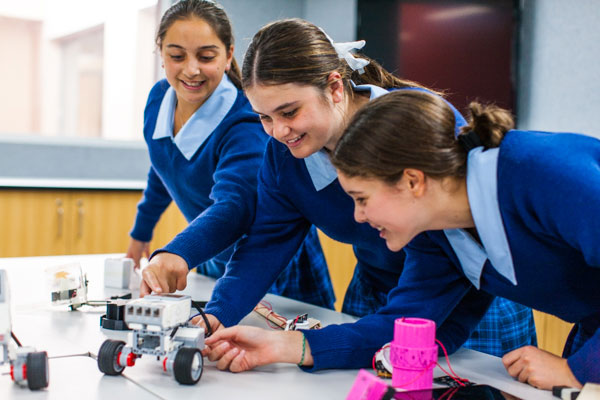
[338,172,429,252]
[160,17,233,111]
[245,82,346,158]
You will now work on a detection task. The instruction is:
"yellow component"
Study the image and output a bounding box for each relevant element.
[54,271,69,279]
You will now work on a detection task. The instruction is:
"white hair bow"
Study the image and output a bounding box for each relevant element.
[322,30,370,74]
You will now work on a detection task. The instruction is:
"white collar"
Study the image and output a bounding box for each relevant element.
[152,74,238,160]
[444,147,517,289]
[304,82,387,191]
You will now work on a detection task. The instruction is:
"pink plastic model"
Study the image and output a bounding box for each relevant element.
[390,317,438,390]
[345,369,392,400]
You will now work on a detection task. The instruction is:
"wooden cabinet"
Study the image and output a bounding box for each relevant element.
[0,189,187,257]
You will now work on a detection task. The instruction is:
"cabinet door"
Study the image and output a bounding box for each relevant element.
[150,201,188,251]
[68,191,141,255]
[68,190,187,256]
[0,189,70,256]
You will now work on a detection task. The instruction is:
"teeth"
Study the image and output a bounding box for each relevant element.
[287,134,304,143]
[183,80,202,87]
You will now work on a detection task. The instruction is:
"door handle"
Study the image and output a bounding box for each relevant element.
[76,199,84,238]
[56,199,64,238]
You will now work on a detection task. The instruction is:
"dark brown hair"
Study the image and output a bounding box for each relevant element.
[242,18,425,95]
[156,0,242,88]
[331,91,514,183]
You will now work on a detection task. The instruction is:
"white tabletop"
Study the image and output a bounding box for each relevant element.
[0,254,554,399]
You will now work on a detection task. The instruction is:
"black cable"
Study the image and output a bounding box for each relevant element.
[191,300,212,337]
[170,326,179,339]
[11,331,22,347]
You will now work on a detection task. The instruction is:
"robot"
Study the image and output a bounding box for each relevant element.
[0,269,49,390]
[97,294,206,385]
[46,263,89,310]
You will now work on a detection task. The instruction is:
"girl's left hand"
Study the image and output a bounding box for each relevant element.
[502,345,582,390]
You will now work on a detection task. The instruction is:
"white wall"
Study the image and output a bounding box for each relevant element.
[518,0,600,138]
[304,0,357,42]
[218,0,357,64]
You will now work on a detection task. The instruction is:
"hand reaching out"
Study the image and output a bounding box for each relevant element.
[204,326,309,372]
[140,252,189,296]
[126,238,150,269]
[502,345,582,390]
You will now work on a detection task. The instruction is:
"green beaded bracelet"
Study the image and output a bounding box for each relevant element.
[297,333,306,366]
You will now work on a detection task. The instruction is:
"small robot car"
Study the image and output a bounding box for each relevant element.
[97,294,205,385]
[0,269,49,390]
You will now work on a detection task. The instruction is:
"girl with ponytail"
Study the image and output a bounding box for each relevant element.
[328,90,599,389]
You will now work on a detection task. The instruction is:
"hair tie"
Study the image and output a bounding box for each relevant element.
[320,29,370,74]
[458,131,483,152]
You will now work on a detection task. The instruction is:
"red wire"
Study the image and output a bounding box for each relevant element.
[436,339,469,386]
[256,301,288,329]
[370,338,469,388]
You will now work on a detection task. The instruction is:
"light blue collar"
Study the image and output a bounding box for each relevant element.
[304,82,388,191]
[152,74,238,160]
[443,147,517,289]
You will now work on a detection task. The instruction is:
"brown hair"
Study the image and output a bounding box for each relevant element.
[241,18,425,95]
[331,91,514,183]
[156,0,242,88]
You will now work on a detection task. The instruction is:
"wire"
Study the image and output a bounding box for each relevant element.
[191,300,213,337]
[370,338,469,388]
[255,301,288,329]
[435,339,469,387]
[11,331,22,347]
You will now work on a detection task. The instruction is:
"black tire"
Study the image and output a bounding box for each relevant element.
[26,351,49,390]
[97,340,126,375]
[173,347,203,385]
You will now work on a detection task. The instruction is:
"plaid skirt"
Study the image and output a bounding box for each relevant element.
[462,296,537,356]
[196,226,335,310]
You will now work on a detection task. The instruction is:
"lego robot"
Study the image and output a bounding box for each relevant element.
[46,263,88,310]
[0,269,49,390]
[97,294,206,385]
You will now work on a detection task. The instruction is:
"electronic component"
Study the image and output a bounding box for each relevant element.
[1,270,49,390]
[553,385,581,400]
[45,263,88,310]
[104,258,134,289]
[97,294,206,385]
[253,301,321,330]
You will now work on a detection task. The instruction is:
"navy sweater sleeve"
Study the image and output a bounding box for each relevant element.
[204,142,311,327]
[158,120,265,269]
[302,232,492,371]
[518,133,600,384]
[130,166,172,242]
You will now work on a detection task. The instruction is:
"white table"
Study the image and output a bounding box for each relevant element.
[0,255,554,399]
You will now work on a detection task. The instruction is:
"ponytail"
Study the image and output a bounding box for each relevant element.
[333,92,516,183]
[458,102,514,149]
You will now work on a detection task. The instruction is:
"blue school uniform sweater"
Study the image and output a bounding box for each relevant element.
[302,130,600,384]
[130,79,267,263]
[130,79,334,308]
[202,87,466,325]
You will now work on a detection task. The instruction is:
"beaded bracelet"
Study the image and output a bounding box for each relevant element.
[297,333,306,366]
